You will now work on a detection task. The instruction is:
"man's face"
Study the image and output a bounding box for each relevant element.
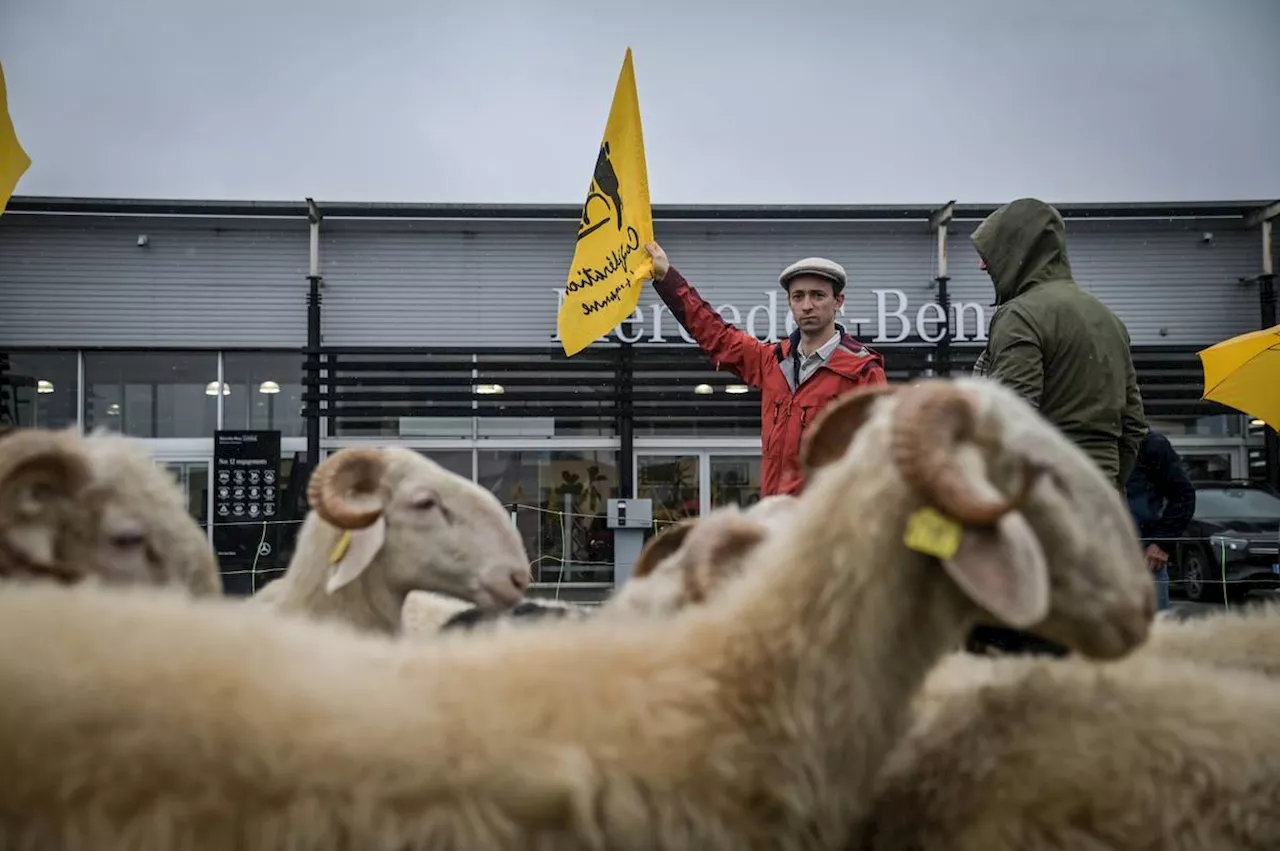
[787,276,843,333]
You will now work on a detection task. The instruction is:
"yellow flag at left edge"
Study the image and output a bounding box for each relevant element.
[0,59,32,218]
[557,47,655,357]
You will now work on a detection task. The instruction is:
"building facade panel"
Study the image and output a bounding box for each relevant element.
[319,218,947,348]
[0,215,310,347]
[319,219,576,347]
[946,217,1263,346]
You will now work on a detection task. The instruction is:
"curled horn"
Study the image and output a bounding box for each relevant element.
[0,429,92,493]
[306,448,389,530]
[0,430,94,581]
[891,381,1038,526]
[800,383,901,474]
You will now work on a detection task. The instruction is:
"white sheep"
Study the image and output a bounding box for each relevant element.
[861,649,1280,851]
[0,425,222,595]
[849,596,1280,849]
[0,377,1157,850]
[254,445,532,635]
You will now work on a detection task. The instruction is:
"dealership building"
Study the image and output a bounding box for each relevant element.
[2,195,1276,598]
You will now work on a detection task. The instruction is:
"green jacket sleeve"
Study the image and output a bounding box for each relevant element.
[985,305,1044,408]
[1117,337,1148,486]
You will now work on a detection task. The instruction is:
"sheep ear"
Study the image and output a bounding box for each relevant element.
[633,520,695,579]
[684,520,766,603]
[940,511,1050,630]
[800,384,899,473]
[325,516,387,594]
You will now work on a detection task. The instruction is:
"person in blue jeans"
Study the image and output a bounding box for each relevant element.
[1124,429,1197,611]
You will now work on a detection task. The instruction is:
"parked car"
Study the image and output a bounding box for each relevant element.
[1170,481,1280,603]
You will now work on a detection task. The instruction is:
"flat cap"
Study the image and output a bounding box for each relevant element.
[778,256,847,293]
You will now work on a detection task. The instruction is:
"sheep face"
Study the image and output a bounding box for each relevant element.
[306,447,531,611]
[802,377,1154,660]
[0,428,222,595]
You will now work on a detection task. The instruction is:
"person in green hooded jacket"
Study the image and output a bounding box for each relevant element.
[966,198,1150,659]
[970,197,1148,489]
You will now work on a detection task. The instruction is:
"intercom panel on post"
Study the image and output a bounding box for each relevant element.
[607,498,653,529]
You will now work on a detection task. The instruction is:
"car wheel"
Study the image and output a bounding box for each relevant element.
[1183,547,1225,604]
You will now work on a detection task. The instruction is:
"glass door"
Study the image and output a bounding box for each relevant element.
[709,454,762,509]
[160,460,212,542]
[636,454,701,533]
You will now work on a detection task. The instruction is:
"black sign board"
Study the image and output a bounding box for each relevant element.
[212,430,282,567]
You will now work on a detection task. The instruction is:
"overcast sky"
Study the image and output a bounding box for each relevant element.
[2,0,1278,205]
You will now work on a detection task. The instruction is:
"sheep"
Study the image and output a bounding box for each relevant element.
[253,445,532,635]
[0,425,222,595]
[854,599,1280,849]
[860,650,1280,851]
[0,376,1158,850]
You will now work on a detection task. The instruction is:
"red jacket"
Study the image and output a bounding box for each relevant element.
[654,267,887,497]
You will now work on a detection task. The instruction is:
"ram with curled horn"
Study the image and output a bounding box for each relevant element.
[257,446,535,636]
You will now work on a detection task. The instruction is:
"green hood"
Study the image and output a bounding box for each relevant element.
[970,197,1075,306]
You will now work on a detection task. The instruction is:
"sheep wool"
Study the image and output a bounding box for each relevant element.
[862,653,1280,850]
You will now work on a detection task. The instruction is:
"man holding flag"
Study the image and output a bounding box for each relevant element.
[558,49,884,498]
[643,242,886,497]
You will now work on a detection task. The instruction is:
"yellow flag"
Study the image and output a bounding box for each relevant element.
[0,60,31,218]
[557,47,654,357]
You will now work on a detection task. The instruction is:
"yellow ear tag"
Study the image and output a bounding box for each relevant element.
[329,529,353,565]
[904,506,963,560]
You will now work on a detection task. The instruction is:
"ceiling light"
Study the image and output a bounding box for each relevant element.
[694,384,714,395]
[36,379,54,394]
[106,403,120,416]
[724,384,749,394]
[205,381,230,396]
[1250,418,1266,427]
[475,383,505,395]
[258,380,281,394]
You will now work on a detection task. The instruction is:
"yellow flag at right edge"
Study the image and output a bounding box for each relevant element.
[0,60,32,218]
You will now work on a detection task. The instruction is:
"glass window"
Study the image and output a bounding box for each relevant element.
[84,351,218,438]
[414,449,473,481]
[0,350,79,431]
[1193,486,1280,521]
[222,351,305,438]
[637,455,700,529]
[159,461,210,530]
[476,449,617,585]
[632,369,762,437]
[710,454,762,508]
[325,352,615,438]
